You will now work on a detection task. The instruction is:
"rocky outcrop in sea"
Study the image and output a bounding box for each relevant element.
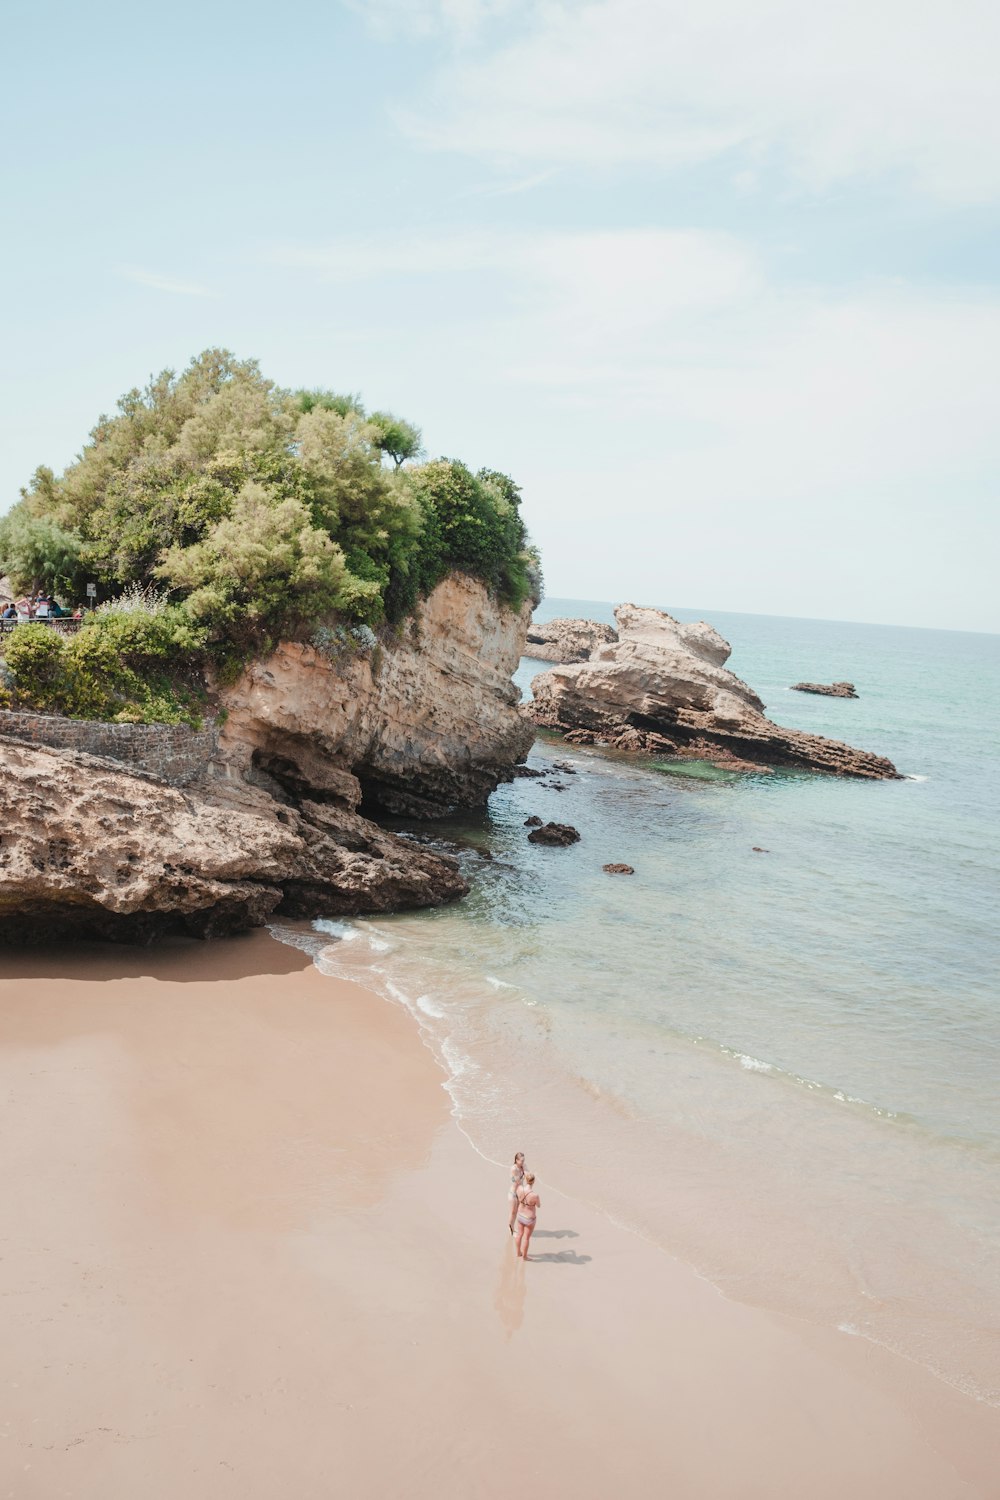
[0,575,532,942]
[525,617,618,663]
[526,605,898,780]
[791,681,859,698]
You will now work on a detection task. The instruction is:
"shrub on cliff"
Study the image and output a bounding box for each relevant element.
[0,349,539,719]
[2,625,67,708]
[384,461,539,620]
[1,611,204,724]
[156,481,374,643]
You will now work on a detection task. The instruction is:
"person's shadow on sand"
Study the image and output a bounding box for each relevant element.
[531,1228,579,1240]
[528,1249,592,1265]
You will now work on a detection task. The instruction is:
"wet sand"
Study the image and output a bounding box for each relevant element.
[1,930,998,1498]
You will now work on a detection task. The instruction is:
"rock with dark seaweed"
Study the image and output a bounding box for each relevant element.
[527,821,581,846]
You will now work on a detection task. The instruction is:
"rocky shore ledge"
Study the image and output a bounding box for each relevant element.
[526,606,899,780]
[0,576,532,943]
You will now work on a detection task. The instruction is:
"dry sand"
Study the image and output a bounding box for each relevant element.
[1,930,998,1499]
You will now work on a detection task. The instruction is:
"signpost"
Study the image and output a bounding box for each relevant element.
[86,583,97,602]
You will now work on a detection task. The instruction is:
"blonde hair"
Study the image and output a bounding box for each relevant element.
[514,1151,524,1165]
[524,1172,535,1186]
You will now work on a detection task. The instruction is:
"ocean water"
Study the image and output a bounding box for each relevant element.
[275,600,1000,1402]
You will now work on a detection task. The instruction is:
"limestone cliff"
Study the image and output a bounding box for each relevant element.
[218,574,534,817]
[0,575,532,942]
[527,605,899,780]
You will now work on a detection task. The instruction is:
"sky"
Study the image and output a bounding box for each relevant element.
[2,0,998,631]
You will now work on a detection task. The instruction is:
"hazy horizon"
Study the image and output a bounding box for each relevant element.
[536,594,1000,640]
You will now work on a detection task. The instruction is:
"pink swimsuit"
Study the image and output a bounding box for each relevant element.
[517,1191,538,1227]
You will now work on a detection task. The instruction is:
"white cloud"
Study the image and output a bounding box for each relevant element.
[460,169,556,200]
[271,227,998,483]
[269,225,759,318]
[367,0,1000,203]
[273,223,1000,627]
[117,266,213,297]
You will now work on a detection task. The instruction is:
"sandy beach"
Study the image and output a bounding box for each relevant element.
[2,929,998,1499]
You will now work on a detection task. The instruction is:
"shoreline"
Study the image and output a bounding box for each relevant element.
[293,856,1000,1413]
[2,929,999,1498]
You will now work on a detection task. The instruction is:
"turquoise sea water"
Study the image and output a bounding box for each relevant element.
[278,600,1000,1401]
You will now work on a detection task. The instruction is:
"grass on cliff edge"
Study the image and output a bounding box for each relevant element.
[0,349,541,723]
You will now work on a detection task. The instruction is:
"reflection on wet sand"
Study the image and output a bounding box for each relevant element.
[493,1246,526,1337]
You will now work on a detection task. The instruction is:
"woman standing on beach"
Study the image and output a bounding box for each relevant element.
[514,1173,540,1260]
[508,1152,526,1233]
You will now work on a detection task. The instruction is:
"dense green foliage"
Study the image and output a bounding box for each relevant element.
[0,611,206,724]
[0,349,540,720]
[0,508,86,597]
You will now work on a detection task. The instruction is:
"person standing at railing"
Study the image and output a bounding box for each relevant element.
[1,603,16,621]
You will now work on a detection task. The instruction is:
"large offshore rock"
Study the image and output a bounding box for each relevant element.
[0,742,467,944]
[526,605,898,780]
[524,616,619,664]
[219,574,534,817]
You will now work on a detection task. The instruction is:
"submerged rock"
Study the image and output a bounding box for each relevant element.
[524,815,543,827]
[602,863,635,875]
[527,821,581,846]
[525,617,618,663]
[791,681,859,698]
[526,604,898,780]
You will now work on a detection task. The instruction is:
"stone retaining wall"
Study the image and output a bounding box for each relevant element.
[0,710,218,787]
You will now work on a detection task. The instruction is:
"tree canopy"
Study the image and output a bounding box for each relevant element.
[0,350,540,723]
[0,349,540,641]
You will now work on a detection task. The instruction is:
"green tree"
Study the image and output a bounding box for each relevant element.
[0,508,85,596]
[292,389,365,418]
[155,480,367,640]
[408,459,532,606]
[368,411,423,469]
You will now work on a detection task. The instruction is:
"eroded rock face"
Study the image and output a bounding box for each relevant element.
[219,574,533,817]
[0,573,534,942]
[791,681,859,698]
[0,742,467,944]
[524,617,618,663]
[526,605,899,780]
